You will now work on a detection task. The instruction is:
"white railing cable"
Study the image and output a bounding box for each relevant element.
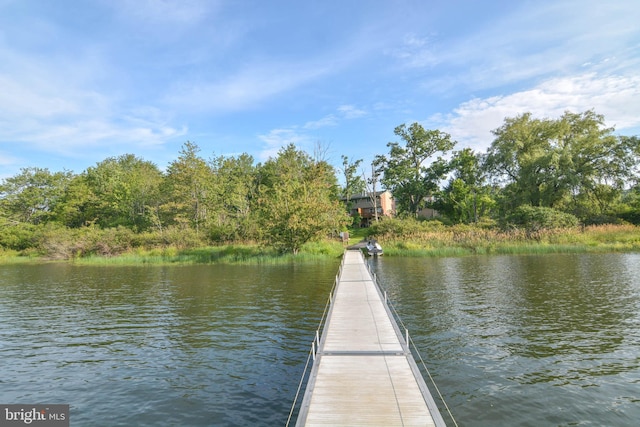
[370,261,459,427]
[285,345,313,427]
[285,253,342,426]
[408,334,460,427]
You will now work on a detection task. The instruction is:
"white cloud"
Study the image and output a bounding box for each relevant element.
[164,60,330,113]
[110,0,214,27]
[257,128,311,161]
[386,33,439,69]
[337,104,367,119]
[430,72,640,151]
[303,115,338,130]
[398,0,640,94]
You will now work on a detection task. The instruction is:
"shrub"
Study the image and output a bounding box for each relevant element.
[0,221,37,250]
[619,209,640,225]
[160,225,205,249]
[506,205,579,231]
[582,214,625,226]
[366,218,446,239]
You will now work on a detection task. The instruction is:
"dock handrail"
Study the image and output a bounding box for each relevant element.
[366,259,460,427]
[285,254,344,426]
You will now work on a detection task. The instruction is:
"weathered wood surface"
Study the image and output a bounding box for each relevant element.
[296,250,445,426]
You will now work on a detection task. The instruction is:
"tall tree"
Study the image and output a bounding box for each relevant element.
[484,110,640,219]
[436,148,495,223]
[257,144,349,254]
[340,155,365,205]
[375,123,456,216]
[161,142,214,234]
[209,153,259,242]
[53,174,97,228]
[0,167,73,224]
[84,154,163,230]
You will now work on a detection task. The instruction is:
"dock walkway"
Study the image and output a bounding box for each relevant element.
[295,250,446,426]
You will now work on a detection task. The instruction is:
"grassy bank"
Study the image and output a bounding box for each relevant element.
[57,240,346,265]
[375,224,640,257]
[0,240,346,266]
[2,224,638,265]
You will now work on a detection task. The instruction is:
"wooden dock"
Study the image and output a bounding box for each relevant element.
[295,250,446,426]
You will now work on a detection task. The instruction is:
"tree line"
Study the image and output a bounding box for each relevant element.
[1,110,639,257]
[0,143,349,256]
[371,110,640,228]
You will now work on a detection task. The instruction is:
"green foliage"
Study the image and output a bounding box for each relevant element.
[367,217,446,239]
[0,220,37,250]
[485,110,639,219]
[208,153,260,242]
[257,144,350,254]
[375,123,456,216]
[0,167,72,225]
[160,142,214,234]
[436,148,496,223]
[83,154,163,230]
[340,155,365,202]
[0,110,637,261]
[506,205,579,231]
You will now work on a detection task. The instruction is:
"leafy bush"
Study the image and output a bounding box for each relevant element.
[506,205,579,230]
[0,221,37,250]
[160,225,205,249]
[366,218,446,239]
[615,210,640,225]
[582,214,625,226]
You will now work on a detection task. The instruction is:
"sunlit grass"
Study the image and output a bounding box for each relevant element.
[72,240,346,266]
[373,224,640,257]
[3,224,639,265]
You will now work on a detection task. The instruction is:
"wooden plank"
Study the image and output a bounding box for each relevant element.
[303,355,436,426]
[296,250,445,427]
[323,279,402,353]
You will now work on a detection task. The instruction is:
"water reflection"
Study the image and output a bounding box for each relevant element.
[2,254,638,426]
[371,253,640,427]
[0,261,338,427]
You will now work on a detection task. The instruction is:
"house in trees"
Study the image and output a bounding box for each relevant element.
[342,190,396,227]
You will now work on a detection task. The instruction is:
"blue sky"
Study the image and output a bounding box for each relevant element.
[1,0,639,180]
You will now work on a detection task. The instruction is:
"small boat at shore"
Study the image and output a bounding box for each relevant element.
[366,240,383,256]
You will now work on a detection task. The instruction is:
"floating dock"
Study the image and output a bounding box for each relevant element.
[295,250,447,426]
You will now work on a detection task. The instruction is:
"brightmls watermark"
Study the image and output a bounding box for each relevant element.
[0,405,68,427]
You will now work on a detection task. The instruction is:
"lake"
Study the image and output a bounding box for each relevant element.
[1,253,639,426]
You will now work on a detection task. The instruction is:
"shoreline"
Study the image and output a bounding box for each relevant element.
[2,239,639,266]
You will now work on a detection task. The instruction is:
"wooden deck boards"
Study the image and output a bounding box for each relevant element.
[296,250,444,427]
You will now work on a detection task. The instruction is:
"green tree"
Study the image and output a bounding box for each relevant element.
[484,113,558,208]
[506,205,579,231]
[340,155,365,203]
[375,123,456,216]
[53,174,97,228]
[0,167,73,224]
[436,148,495,223]
[257,144,349,254]
[84,154,163,230]
[484,110,639,220]
[209,153,259,242]
[161,142,214,235]
[340,155,365,225]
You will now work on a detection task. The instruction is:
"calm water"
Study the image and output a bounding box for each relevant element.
[0,262,337,426]
[1,253,639,426]
[371,253,640,426]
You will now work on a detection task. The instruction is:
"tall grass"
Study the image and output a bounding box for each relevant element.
[374,224,640,257]
[4,223,638,265]
[72,240,346,266]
